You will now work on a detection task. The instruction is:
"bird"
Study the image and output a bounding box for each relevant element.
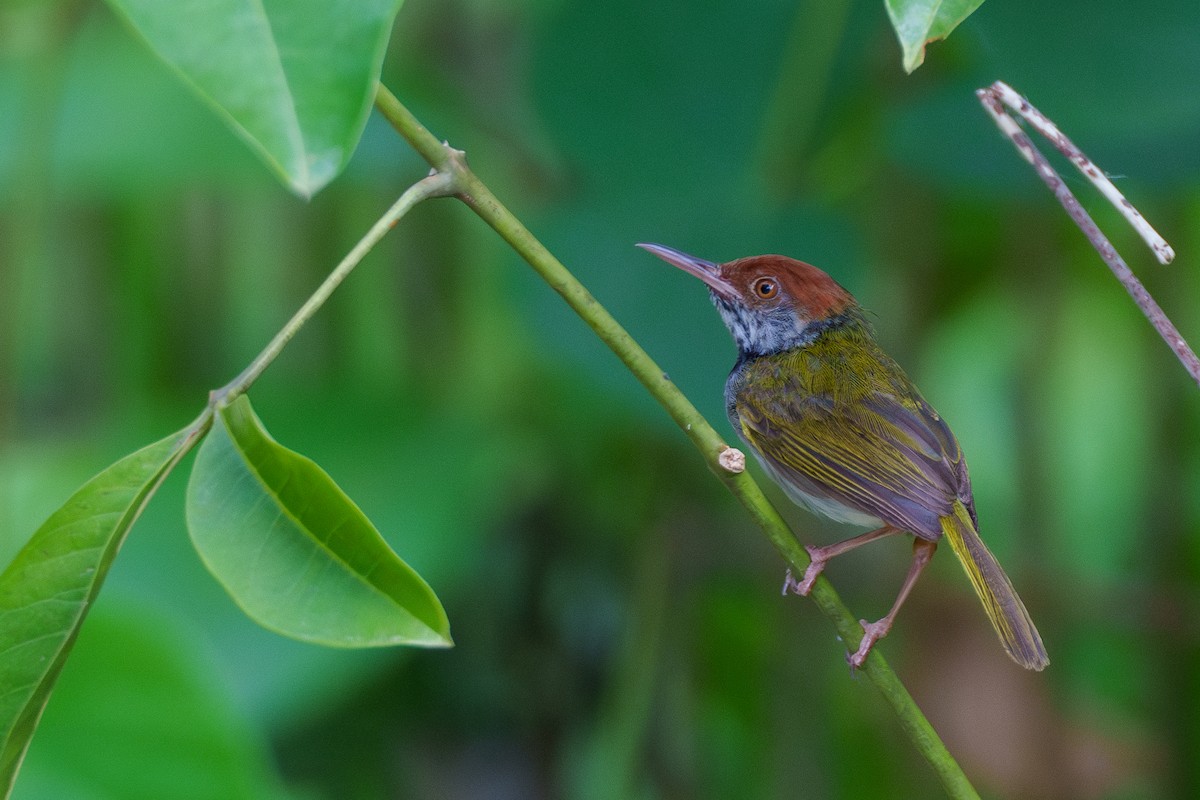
[638,242,1048,671]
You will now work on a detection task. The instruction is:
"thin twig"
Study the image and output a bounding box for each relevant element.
[375,82,981,800]
[978,81,1200,389]
[211,170,455,405]
[987,81,1174,265]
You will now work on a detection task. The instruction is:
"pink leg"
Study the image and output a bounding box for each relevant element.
[782,525,899,597]
[848,538,938,670]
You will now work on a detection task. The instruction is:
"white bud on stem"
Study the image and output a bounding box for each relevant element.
[718,446,746,474]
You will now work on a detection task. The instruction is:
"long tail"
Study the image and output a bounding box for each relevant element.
[940,502,1049,671]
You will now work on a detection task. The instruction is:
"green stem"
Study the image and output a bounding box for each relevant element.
[374,83,980,800]
[211,170,455,405]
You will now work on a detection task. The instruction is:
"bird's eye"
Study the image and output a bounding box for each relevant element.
[752,277,778,299]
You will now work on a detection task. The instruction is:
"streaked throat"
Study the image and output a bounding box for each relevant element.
[712,293,830,357]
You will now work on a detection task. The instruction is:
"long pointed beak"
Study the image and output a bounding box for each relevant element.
[636,243,738,300]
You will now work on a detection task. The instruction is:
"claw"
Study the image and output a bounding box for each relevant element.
[783,528,900,599]
[791,545,827,595]
[846,538,937,670]
[782,553,825,597]
[847,618,890,670]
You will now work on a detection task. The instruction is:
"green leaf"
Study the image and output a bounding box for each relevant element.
[884,0,985,73]
[13,605,289,800]
[0,428,194,797]
[186,395,451,648]
[102,0,405,197]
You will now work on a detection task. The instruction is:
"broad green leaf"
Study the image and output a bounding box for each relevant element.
[102,0,405,197]
[884,0,985,73]
[186,396,451,648]
[13,605,289,800]
[0,428,194,796]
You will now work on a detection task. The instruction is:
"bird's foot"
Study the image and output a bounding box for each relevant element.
[782,546,827,596]
[847,618,891,671]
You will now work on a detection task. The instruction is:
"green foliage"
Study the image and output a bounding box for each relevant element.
[1040,281,1152,581]
[13,605,289,800]
[104,0,405,196]
[186,396,451,648]
[2,0,1197,797]
[885,0,986,72]
[0,429,192,795]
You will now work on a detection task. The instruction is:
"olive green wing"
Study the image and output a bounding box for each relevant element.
[736,386,971,539]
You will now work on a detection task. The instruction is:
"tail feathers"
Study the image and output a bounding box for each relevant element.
[941,503,1049,671]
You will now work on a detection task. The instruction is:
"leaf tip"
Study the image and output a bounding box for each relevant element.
[902,46,926,74]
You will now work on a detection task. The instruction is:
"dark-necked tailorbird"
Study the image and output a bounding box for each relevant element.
[639,243,1048,671]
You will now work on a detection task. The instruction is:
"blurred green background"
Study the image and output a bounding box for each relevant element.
[3,0,1200,797]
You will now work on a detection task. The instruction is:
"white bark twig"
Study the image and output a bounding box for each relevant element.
[977,81,1200,389]
[988,81,1174,264]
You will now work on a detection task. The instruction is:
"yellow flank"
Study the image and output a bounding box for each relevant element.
[940,502,1049,671]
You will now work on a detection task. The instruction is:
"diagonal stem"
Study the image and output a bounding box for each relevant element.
[374,82,980,800]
